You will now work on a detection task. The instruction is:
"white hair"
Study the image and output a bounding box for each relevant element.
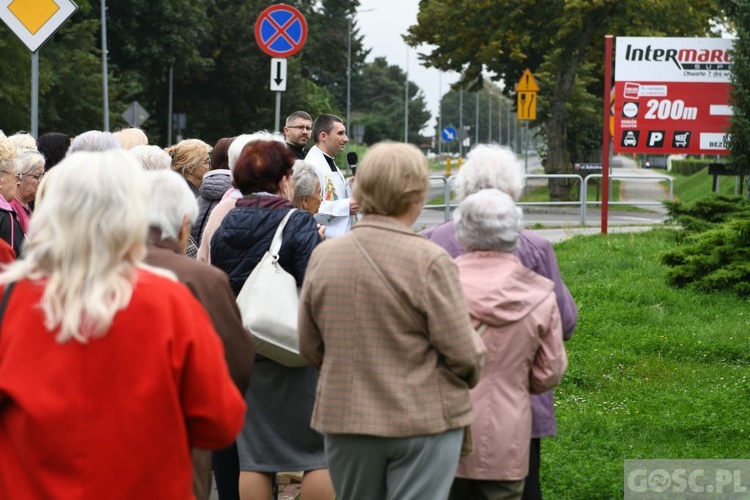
[292,160,318,202]
[67,130,122,155]
[129,145,171,171]
[0,150,149,343]
[9,132,38,152]
[145,170,199,240]
[454,189,523,252]
[227,131,285,172]
[17,149,45,176]
[454,144,525,201]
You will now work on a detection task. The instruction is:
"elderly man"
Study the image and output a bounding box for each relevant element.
[143,169,255,500]
[304,114,358,239]
[422,144,578,500]
[283,110,313,160]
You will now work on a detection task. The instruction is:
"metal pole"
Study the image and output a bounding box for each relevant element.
[488,92,492,143]
[167,66,173,146]
[404,46,409,143]
[274,92,281,132]
[101,0,109,131]
[438,72,442,155]
[31,52,39,137]
[346,15,352,153]
[475,92,479,146]
[506,98,510,148]
[525,121,529,173]
[601,35,614,234]
[459,89,463,158]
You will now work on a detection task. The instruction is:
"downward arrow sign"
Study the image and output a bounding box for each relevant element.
[270,58,288,91]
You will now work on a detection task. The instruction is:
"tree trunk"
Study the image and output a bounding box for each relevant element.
[543,13,603,201]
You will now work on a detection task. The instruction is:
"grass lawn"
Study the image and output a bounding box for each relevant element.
[543,229,750,498]
[670,167,747,202]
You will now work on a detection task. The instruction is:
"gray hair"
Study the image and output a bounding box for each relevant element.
[9,132,38,151]
[67,130,122,155]
[145,170,199,241]
[227,131,285,172]
[292,161,319,204]
[129,145,171,171]
[17,149,45,176]
[454,144,525,201]
[454,189,523,253]
[285,110,312,126]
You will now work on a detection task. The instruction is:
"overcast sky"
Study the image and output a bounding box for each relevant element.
[356,0,460,134]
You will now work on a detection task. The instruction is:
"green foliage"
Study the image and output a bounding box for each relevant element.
[670,159,714,176]
[663,195,750,232]
[726,0,750,171]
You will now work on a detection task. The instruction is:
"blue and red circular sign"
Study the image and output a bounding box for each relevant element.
[254,4,308,58]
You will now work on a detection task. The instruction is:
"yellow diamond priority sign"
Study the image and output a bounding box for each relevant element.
[0,0,77,53]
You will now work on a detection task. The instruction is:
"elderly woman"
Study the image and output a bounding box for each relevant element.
[422,144,578,500]
[449,189,568,500]
[67,130,121,154]
[0,135,23,256]
[113,127,148,150]
[298,141,486,500]
[211,140,331,500]
[167,138,211,197]
[193,136,235,246]
[0,150,246,499]
[292,160,323,215]
[11,149,45,234]
[129,144,172,171]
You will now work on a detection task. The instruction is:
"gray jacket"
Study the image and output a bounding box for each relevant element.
[193,169,232,245]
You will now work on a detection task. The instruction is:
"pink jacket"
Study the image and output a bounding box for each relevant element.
[455,251,568,481]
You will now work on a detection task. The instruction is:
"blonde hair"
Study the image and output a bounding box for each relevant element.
[354,142,429,216]
[0,150,149,343]
[9,132,38,152]
[166,138,210,177]
[0,134,19,174]
[113,127,148,150]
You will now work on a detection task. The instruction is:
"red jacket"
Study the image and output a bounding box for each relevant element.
[0,269,246,499]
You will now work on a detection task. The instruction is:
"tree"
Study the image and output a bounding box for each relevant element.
[353,57,431,145]
[405,0,725,199]
[726,0,750,174]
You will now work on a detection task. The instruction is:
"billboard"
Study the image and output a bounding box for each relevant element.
[614,37,734,155]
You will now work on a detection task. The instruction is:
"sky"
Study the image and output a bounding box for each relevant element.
[356,0,460,135]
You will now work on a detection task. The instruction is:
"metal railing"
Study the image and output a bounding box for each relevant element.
[424,173,674,226]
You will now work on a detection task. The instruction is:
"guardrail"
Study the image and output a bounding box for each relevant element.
[425,173,674,226]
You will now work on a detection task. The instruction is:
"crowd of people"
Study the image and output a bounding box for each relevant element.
[0,112,575,500]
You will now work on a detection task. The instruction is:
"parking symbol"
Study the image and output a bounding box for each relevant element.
[672,131,691,148]
[647,131,665,147]
[621,130,639,147]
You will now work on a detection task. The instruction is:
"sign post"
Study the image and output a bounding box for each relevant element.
[0,0,78,137]
[255,3,307,132]
[516,69,539,173]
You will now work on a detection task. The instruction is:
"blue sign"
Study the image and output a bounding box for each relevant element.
[441,126,457,142]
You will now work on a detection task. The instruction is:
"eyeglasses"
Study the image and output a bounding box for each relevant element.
[25,172,45,181]
[287,125,312,131]
[1,170,22,182]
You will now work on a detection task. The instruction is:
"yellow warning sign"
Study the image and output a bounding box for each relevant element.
[517,92,537,121]
[515,69,540,92]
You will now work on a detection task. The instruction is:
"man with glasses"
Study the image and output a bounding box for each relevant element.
[283,110,313,160]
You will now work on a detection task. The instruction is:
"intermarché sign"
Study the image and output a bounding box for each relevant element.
[614,37,734,156]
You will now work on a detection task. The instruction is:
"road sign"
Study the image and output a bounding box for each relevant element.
[516,69,540,92]
[122,101,150,128]
[517,92,537,120]
[0,0,77,53]
[613,37,733,155]
[270,58,287,91]
[441,126,457,142]
[255,4,307,58]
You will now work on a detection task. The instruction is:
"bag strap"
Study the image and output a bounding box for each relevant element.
[269,208,297,257]
[351,234,424,328]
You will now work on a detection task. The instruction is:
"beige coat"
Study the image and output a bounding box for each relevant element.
[455,251,568,481]
[298,215,486,437]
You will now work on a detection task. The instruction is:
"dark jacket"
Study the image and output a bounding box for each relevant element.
[193,170,232,245]
[143,229,255,500]
[0,204,24,258]
[210,195,320,297]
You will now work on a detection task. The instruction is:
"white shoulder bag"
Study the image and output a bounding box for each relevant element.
[236,208,308,367]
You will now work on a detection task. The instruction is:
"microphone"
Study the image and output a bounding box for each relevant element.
[347,152,358,176]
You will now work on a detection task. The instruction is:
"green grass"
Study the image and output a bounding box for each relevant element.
[543,229,750,498]
[671,167,747,203]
